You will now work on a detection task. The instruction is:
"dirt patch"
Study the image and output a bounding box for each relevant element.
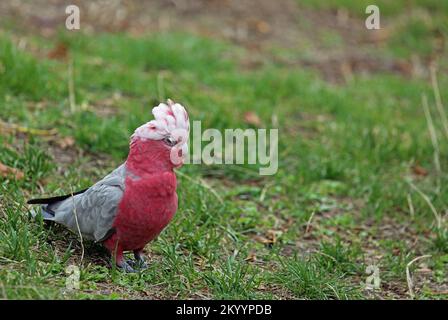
[0,0,299,44]
[1,0,429,83]
[358,216,447,299]
[298,54,414,83]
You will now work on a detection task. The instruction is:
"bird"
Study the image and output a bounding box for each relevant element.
[27,99,190,272]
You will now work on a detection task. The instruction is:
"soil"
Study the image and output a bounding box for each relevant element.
[1,0,437,83]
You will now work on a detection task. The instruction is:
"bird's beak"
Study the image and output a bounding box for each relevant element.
[170,143,188,167]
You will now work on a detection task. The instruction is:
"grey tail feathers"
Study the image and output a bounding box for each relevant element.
[30,205,55,220]
[26,188,89,205]
[40,205,55,220]
[27,189,89,220]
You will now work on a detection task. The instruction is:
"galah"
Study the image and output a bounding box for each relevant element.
[27,99,190,272]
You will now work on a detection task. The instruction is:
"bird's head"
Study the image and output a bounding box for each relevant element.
[127,99,190,174]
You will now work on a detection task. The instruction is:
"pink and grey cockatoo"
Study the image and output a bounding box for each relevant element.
[27,99,189,272]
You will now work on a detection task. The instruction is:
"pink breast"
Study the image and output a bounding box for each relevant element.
[112,173,178,251]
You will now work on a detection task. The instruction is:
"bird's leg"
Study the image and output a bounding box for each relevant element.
[104,236,136,273]
[132,248,148,269]
[116,257,136,273]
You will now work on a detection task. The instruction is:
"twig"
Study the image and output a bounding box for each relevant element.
[407,180,442,229]
[70,186,84,265]
[175,170,224,204]
[422,94,441,173]
[406,255,431,299]
[0,120,58,136]
[407,193,415,218]
[259,181,273,202]
[305,211,315,235]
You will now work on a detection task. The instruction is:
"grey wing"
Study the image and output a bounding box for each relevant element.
[48,164,126,242]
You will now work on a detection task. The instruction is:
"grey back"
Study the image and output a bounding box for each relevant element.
[47,164,126,242]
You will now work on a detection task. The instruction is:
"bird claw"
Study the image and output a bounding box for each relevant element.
[135,260,149,270]
[117,261,137,273]
[126,257,148,270]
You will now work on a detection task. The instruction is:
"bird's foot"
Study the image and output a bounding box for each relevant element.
[129,250,148,270]
[126,260,147,270]
[126,256,148,270]
[116,260,137,273]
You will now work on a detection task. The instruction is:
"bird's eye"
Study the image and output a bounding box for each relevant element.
[163,136,177,147]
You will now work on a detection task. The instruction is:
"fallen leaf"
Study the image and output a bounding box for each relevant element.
[47,42,69,60]
[245,252,257,262]
[267,229,283,242]
[56,136,75,149]
[367,28,391,43]
[253,235,273,245]
[0,162,24,180]
[416,268,432,273]
[244,111,262,127]
[431,290,448,295]
[142,290,152,297]
[253,230,283,245]
[255,20,271,34]
[412,165,428,176]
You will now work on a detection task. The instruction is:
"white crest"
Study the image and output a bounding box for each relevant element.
[132,99,190,145]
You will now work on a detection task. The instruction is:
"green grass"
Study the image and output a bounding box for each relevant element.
[0,0,447,299]
[275,254,362,299]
